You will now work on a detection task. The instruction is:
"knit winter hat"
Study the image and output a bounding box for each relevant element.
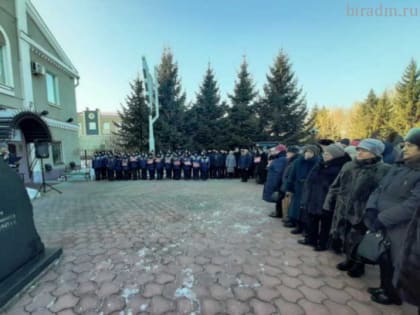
[357,138,385,157]
[274,144,287,153]
[405,128,420,147]
[318,139,335,146]
[304,144,321,156]
[324,143,346,159]
[287,145,300,154]
[339,138,350,146]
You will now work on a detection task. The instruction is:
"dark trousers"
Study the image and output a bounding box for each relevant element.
[307,212,333,247]
[184,168,192,179]
[123,169,131,180]
[193,168,200,180]
[141,168,147,180]
[116,170,123,180]
[131,169,138,180]
[166,168,172,179]
[201,169,209,180]
[240,169,249,182]
[148,169,155,180]
[157,169,164,180]
[379,251,401,301]
[101,167,107,180]
[173,169,181,180]
[107,169,114,181]
[344,221,367,263]
[94,168,101,180]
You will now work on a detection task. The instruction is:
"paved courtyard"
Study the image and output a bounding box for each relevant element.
[3,179,406,315]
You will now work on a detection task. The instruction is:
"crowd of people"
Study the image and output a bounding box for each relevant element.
[262,128,420,312]
[91,148,260,182]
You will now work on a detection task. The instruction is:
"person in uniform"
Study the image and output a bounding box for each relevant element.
[114,154,123,180]
[155,152,165,180]
[200,151,210,180]
[165,151,173,179]
[192,152,201,180]
[182,151,193,180]
[100,152,108,180]
[129,153,139,180]
[92,152,101,180]
[139,153,148,180]
[239,149,252,182]
[226,150,236,178]
[106,152,115,181]
[147,153,156,180]
[172,153,182,180]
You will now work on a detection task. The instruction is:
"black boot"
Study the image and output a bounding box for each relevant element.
[268,211,282,218]
[336,259,354,271]
[291,223,303,234]
[371,291,402,305]
[284,221,296,228]
[298,238,316,247]
[347,262,365,278]
[367,287,384,295]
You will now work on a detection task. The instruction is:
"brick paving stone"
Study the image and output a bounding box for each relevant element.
[298,274,325,289]
[324,276,346,289]
[155,272,175,284]
[281,266,302,277]
[52,281,79,297]
[324,300,357,315]
[176,297,195,314]
[48,293,79,313]
[56,309,77,315]
[256,286,281,302]
[344,287,371,303]
[321,286,352,304]
[201,298,224,315]
[195,256,211,265]
[281,275,303,289]
[276,285,304,303]
[150,296,175,314]
[101,294,126,314]
[126,294,150,313]
[142,283,164,298]
[209,284,234,300]
[347,300,382,315]
[298,299,331,315]
[233,287,255,301]
[256,274,282,288]
[250,298,277,315]
[28,281,57,297]
[25,292,55,313]
[75,294,100,313]
[226,299,251,315]
[274,298,305,315]
[97,282,120,297]
[299,286,328,304]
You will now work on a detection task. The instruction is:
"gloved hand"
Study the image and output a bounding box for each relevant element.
[364,208,379,225]
[371,218,385,233]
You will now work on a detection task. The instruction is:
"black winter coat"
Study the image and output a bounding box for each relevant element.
[301,154,351,216]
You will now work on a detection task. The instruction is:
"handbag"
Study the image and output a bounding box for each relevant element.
[357,230,390,264]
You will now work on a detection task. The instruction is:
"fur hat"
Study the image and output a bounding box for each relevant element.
[405,128,420,147]
[357,138,385,157]
[304,144,321,156]
[324,143,346,159]
[318,139,335,146]
[287,145,300,154]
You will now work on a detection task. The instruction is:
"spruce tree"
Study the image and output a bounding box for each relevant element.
[227,59,259,148]
[189,66,226,150]
[156,48,187,151]
[392,59,420,134]
[258,51,309,144]
[364,89,378,136]
[371,92,393,138]
[114,77,149,151]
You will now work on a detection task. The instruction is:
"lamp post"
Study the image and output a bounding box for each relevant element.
[142,56,159,153]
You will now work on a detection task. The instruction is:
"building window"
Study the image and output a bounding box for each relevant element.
[46,72,59,104]
[103,122,110,134]
[0,27,14,89]
[52,142,63,165]
[89,122,97,130]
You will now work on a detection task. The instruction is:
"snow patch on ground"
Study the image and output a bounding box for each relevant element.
[174,268,200,314]
[233,223,251,234]
[137,248,148,257]
[121,287,139,304]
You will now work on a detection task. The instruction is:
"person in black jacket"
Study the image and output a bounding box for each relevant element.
[298,144,351,250]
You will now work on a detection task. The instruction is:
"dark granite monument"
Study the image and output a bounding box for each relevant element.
[0,157,62,308]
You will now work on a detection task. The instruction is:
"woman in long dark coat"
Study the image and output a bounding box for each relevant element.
[262,145,288,218]
[324,139,390,278]
[285,145,321,234]
[364,128,420,306]
[299,144,351,250]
